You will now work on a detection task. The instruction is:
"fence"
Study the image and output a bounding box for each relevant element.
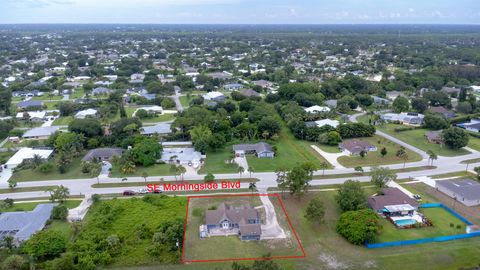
[365,203,479,248]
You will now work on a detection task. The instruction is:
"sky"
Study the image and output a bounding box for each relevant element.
[1,0,479,24]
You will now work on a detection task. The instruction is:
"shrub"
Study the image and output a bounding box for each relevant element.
[38,162,54,173]
[336,209,380,245]
[51,204,68,220]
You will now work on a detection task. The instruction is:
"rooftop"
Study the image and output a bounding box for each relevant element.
[436,179,480,200]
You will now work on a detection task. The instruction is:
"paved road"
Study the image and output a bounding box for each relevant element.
[170,86,184,112]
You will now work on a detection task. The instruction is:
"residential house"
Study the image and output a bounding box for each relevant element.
[233,142,274,158]
[309,119,339,128]
[203,91,226,102]
[240,89,260,98]
[457,119,480,132]
[441,86,461,96]
[132,106,163,116]
[425,130,443,144]
[371,96,391,106]
[17,100,43,110]
[16,111,46,122]
[339,139,377,155]
[368,187,420,226]
[325,99,338,108]
[82,148,124,162]
[436,179,480,206]
[224,83,244,91]
[381,112,424,126]
[74,108,98,119]
[22,126,59,140]
[92,87,112,96]
[0,204,57,246]
[386,91,406,101]
[428,106,456,119]
[205,203,261,241]
[5,147,54,169]
[207,71,232,80]
[161,147,204,168]
[304,105,331,114]
[252,80,273,89]
[140,123,172,136]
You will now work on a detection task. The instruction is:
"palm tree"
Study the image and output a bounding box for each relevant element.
[427,150,437,166]
[249,166,255,179]
[248,182,257,193]
[237,166,245,179]
[142,171,149,183]
[31,154,44,169]
[170,165,179,181]
[178,166,187,181]
[319,162,328,176]
[396,149,408,168]
[90,163,102,184]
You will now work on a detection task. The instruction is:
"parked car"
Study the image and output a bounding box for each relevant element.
[123,190,135,196]
[153,189,163,194]
[413,194,422,201]
[138,188,148,194]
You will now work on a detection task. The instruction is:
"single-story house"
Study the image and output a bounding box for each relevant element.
[252,80,273,89]
[386,91,406,101]
[457,119,480,132]
[339,139,377,155]
[203,91,226,102]
[325,99,338,108]
[0,203,57,245]
[5,147,54,169]
[368,187,419,214]
[312,119,339,128]
[74,108,98,119]
[436,179,480,206]
[381,112,424,126]
[16,111,47,122]
[232,142,274,158]
[82,148,124,162]
[425,130,443,144]
[224,83,243,91]
[441,86,461,96]
[17,100,43,110]
[240,89,260,97]
[161,147,204,168]
[92,87,112,96]
[205,203,261,241]
[371,96,391,106]
[22,126,59,140]
[132,106,163,116]
[304,105,331,114]
[206,71,232,80]
[140,123,172,136]
[428,106,456,119]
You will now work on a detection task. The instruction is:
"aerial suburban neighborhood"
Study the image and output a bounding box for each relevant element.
[0,2,480,270]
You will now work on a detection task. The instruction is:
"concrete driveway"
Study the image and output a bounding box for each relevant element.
[258,189,286,239]
[310,145,346,169]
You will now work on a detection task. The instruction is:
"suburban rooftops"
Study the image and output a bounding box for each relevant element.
[436,179,480,201]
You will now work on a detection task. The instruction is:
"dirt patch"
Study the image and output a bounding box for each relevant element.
[318,253,349,269]
[263,237,293,249]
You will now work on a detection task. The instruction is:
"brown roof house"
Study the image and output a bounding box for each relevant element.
[428,106,456,119]
[368,187,419,214]
[339,139,377,156]
[204,203,261,241]
[425,130,443,144]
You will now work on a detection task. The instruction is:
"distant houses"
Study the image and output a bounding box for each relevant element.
[203,91,226,102]
[304,105,331,114]
[224,83,243,91]
[22,126,59,140]
[457,119,480,133]
[74,108,98,119]
[140,123,172,136]
[428,106,456,119]
[17,100,44,110]
[233,142,275,158]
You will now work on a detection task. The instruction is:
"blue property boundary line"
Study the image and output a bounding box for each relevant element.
[366,203,479,249]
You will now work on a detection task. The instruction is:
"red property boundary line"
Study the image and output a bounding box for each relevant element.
[181,193,307,263]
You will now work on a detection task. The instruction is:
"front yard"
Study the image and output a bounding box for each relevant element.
[337,135,422,167]
[1,200,82,212]
[198,146,239,174]
[110,163,173,178]
[10,155,87,182]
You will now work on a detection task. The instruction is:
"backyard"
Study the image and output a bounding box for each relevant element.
[337,135,423,167]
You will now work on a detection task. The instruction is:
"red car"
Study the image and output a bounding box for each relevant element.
[123,190,135,196]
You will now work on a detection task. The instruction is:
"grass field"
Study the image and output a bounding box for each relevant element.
[10,155,88,182]
[357,115,471,157]
[183,195,303,262]
[0,185,57,194]
[52,116,74,125]
[198,146,239,174]
[110,163,173,177]
[179,96,193,107]
[1,200,82,212]
[0,151,14,163]
[337,135,422,167]
[316,143,342,153]
[375,207,468,243]
[246,127,331,172]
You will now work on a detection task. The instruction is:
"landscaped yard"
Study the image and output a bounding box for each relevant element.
[1,200,82,212]
[246,126,331,172]
[198,146,239,174]
[375,207,468,243]
[10,155,89,182]
[357,115,471,157]
[183,195,303,262]
[337,135,422,167]
[110,163,173,177]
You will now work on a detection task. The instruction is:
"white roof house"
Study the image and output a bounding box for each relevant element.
[132,106,163,116]
[305,105,331,114]
[74,108,98,119]
[314,119,339,128]
[161,147,204,169]
[16,111,46,120]
[140,123,172,135]
[203,91,225,101]
[5,147,54,168]
[22,126,59,139]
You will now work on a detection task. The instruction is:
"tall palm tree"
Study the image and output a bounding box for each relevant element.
[142,171,149,183]
[249,166,255,179]
[248,182,257,193]
[178,166,187,181]
[319,162,328,176]
[237,166,245,179]
[427,150,438,166]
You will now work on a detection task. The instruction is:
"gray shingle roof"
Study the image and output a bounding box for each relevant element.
[0,203,57,242]
[17,100,43,108]
[436,179,480,200]
[205,203,259,227]
[368,188,419,211]
[22,126,59,138]
[140,123,172,135]
[232,142,274,154]
[82,148,124,161]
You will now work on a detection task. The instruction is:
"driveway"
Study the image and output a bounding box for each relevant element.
[310,145,345,169]
[258,189,286,239]
[235,156,249,172]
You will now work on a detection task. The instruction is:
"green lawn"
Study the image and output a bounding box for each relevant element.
[3,139,47,149]
[358,115,470,157]
[0,185,57,194]
[1,200,82,212]
[246,127,331,172]
[198,146,239,174]
[52,116,74,125]
[316,143,341,153]
[44,101,60,110]
[375,207,467,243]
[337,135,422,167]
[110,163,173,177]
[70,88,85,99]
[179,96,193,107]
[10,155,89,182]
[31,95,63,101]
[0,151,14,163]
[467,135,480,151]
[125,106,176,123]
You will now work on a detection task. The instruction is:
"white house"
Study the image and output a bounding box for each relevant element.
[203,91,226,102]
[305,105,331,114]
[314,119,339,128]
[5,148,54,169]
[16,111,46,122]
[132,106,163,116]
[74,108,98,119]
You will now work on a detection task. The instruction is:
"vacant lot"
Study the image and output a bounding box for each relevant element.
[110,163,172,177]
[183,195,303,262]
[199,146,239,174]
[337,135,422,167]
